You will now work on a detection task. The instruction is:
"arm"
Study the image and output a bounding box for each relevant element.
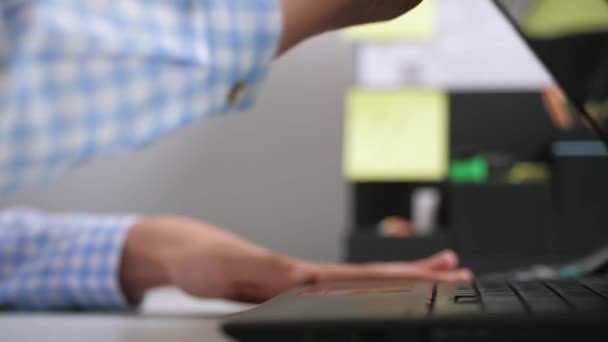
[278,0,424,55]
[0,208,136,310]
[120,216,472,303]
[0,209,470,310]
[0,0,424,193]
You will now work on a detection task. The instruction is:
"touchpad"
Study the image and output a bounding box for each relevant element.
[299,284,414,296]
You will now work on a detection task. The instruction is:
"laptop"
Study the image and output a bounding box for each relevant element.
[222,1,608,341]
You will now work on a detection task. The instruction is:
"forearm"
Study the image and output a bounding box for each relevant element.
[278,0,424,55]
[278,0,352,55]
[119,214,473,305]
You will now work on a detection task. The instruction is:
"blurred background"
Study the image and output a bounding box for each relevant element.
[1,0,606,272]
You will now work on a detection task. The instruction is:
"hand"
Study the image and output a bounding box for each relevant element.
[120,215,473,303]
[349,0,425,23]
[542,85,576,130]
[278,0,424,54]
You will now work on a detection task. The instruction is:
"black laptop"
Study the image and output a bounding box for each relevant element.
[222,1,608,341]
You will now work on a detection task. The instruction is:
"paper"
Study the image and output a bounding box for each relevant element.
[355,43,438,88]
[344,0,436,42]
[343,89,449,181]
[355,0,552,89]
[140,287,253,316]
[430,0,552,89]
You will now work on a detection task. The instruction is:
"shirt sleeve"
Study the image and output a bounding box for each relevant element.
[0,208,137,311]
[0,0,283,193]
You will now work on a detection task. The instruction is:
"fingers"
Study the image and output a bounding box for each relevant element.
[231,251,474,304]
[542,85,572,129]
[362,264,474,283]
[298,260,473,284]
[410,249,459,271]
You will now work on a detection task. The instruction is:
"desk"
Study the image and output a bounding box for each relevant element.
[0,288,253,342]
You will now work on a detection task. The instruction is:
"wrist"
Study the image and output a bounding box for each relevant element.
[120,217,173,300]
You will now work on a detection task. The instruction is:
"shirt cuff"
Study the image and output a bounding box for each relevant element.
[4,211,138,311]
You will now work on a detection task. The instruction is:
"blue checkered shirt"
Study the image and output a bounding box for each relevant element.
[0,0,282,309]
[0,208,137,310]
[0,0,281,192]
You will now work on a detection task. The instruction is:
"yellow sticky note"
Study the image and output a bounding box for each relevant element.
[344,0,436,42]
[343,89,449,182]
[522,0,608,39]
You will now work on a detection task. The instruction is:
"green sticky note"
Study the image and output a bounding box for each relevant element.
[523,0,608,39]
[450,157,489,183]
[343,89,449,182]
[343,0,436,42]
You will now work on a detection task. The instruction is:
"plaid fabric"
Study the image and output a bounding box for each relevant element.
[0,0,282,193]
[0,208,137,310]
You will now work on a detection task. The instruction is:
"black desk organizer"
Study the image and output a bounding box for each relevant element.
[344,92,607,274]
[552,143,608,257]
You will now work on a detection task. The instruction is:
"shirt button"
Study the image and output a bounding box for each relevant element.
[228,81,248,106]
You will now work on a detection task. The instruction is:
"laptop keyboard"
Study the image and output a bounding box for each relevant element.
[431,278,608,316]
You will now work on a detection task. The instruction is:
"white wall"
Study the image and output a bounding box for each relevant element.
[0,33,354,262]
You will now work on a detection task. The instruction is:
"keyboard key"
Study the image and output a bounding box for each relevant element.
[484,302,526,314]
[527,301,571,313]
[569,299,608,311]
[436,283,477,297]
[511,281,553,293]
[511,281,557,300]
[454,296,480,304]
[474,280,528,313]
[435,283,479,304]
[433,283,482,316]
[482,296,521,304]
[433,299,483,316]
[546,280,602,299]
[545,280,608,311]
[480,292,521,303]
[580,278,608,299]
[508,281,573,313]
[476,280,511,292]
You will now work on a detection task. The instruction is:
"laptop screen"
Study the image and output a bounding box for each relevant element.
[495,0,608,144]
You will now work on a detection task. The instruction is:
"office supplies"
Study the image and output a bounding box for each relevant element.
[376,216,413,238]
[223,1,608,341]
[449,156,488,183]
[343,89,449,182]
[481,245,608,282]
[506,162,548,183]
[520,0,608,39]
[355,0,551,89]
[411,187,441,236]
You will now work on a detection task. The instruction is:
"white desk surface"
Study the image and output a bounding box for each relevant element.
[0,288,255,342]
